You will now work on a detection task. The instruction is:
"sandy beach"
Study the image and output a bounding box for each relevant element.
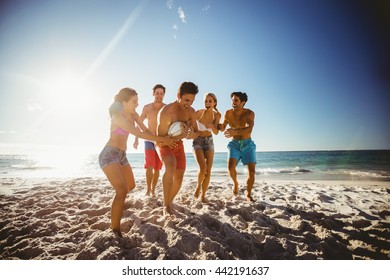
[0,176,389,260]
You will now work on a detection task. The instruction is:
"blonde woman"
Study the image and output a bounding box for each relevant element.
[193,93,221,202]
[99,88,174,237]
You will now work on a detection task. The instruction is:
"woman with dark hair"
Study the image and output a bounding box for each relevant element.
[99,87,174,237]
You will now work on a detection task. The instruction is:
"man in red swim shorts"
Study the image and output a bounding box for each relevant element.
[156,81,199,216]
[134,84,166,197]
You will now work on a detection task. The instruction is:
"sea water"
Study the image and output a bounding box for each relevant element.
[1,150,389,181]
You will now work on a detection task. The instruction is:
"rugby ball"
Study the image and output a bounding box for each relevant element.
[168,121,186,137]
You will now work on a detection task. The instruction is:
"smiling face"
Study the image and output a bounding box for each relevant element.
[123,94,139,113]
[231,95,245,111]
[204,95,216,109]
[153,87,165,103]
[178,93,195,109]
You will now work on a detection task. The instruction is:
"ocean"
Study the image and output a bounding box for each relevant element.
[1,150,389,182]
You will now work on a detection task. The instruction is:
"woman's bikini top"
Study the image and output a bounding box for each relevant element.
[112,127,129,135]
[197,109,215,132]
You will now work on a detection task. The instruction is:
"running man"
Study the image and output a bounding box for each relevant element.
[219,92,257,202]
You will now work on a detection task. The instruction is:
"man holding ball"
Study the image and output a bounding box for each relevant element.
[156,81,199,217]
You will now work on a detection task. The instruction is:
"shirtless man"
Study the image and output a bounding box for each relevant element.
[156,81,199,216]
[219,92,256,202]
[134,84,166,197]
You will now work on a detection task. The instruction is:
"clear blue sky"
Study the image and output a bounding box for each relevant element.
[1,0,389,154]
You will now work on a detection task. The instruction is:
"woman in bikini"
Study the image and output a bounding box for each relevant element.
[98,88,174,237]
[193,93,221,202]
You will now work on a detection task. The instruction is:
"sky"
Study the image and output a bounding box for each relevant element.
[0,0,389,154]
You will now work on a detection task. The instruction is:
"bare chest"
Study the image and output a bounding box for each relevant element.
[227,112,248,128]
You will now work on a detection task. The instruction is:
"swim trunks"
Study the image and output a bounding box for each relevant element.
[193,136,214,151]
[156,140,186,170]
[144,141,163,170]
[98,146,129,169]
[227,138,256,165]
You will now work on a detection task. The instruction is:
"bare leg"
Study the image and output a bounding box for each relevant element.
[228,158,239,195]
[110,194,125,238]
[201,150,214,202]
[145,167,153,196]
[102,163,133,236]
[161,155,176,216]
[169,169,185,205]
[246,162,256,202]
[122,164,135,193]
[193,149,206,199]
[194,186,201,199]
[151,169,160,197]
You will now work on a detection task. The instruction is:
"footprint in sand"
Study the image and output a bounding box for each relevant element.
[90,221,110,231]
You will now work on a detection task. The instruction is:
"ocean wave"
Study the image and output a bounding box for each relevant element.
[10,164,54,171]
[258,166,311,175]
[333,169,390,180]
[207,166,312,176]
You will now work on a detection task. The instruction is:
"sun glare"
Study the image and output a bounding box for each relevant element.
[26,64,108,149]
[37,65,105,127]
[45,74,93,111]
[32,147,91,177]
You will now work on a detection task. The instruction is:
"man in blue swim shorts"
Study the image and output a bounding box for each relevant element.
[220,92,257,202]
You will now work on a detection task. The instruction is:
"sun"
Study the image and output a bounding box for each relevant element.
[30,66,107,149]
[44,73,92,110]
[37,64,106,125]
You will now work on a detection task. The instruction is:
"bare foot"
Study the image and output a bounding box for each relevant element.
[194,187,201,199]
[201,196,209,203]
[246,195,256,202]
[163,205,174,217]
[232,184,239,196]
[112,229,123,238]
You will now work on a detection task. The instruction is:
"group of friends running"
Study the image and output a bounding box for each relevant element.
[98,82,256,237]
